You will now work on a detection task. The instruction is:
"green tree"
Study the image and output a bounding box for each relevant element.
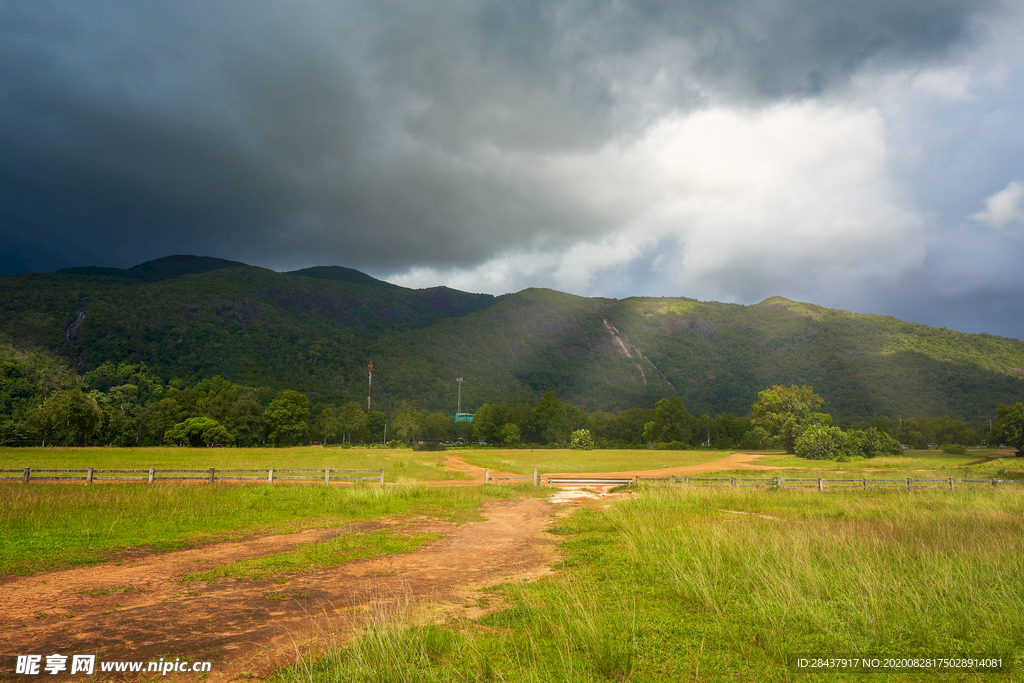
[164,417,231,447]
[392,401,422,443]
[471,404,497,443]
[367,410,388,443]
[990,402,1024,455]
[422,411,451,442]
[845,427,902,458]
[794,424,847,460]
[533,391,569,445]
[29,388,102,446]
[226,391,264,446]
[98,384,144,446]
[312,408,337,445]
[500,423,521,447]
[264,390,310,446]
[338,402,369,444]
[751,385,825,453]
[570,428,594,450]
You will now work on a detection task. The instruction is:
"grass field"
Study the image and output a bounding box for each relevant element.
[276,486,1024,682]
[0,445,469,482]
[453,447,738,474]
[0,481,528,576]
[6,445,1024,680]
[753,448,1024,480]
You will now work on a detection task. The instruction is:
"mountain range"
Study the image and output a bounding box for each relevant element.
[2,255,1023,421]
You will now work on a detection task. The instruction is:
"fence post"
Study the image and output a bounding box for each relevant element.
[818,478,823,492]
[379,469,384,486]
[684,476,689,486]
[268,467,274,485]
[731,477,737,488]
[634,475,638,486]
[907,477,912,491]
[775,476,781,489]
[992,478,998,488]
[148,467,155,484]
[949,477,955,491]
[533,468,539,487]
[324,468,330,486]
[484,468,490,485]
[863,477,868,490]
[209,467,215,484]
[87,467,94,485]
[22,467,29,484]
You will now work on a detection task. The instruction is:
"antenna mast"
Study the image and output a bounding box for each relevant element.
[367,360,373,413]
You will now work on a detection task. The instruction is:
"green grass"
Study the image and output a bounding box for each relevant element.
[183,529,442,582]
[0,481,492,576]
[753,448,1021,479]
[275,486,1024,682]
[454,447,734,474]
[0,445,469,482]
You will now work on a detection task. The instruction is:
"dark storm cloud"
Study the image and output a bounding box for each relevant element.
[0,0,997,275]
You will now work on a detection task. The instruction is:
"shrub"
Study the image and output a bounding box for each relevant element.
[164,417,231,447]
[941,443,968,455]
[655,441,687,451]
[846,427,903,458]
[570,429,594,450]
[794,424,847,460]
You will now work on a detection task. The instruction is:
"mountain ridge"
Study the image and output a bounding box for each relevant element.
[1,256,1022,420]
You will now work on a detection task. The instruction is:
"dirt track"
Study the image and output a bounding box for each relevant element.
[0,450,772,681]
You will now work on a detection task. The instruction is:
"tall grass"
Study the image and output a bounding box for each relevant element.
[615,488,1024,663]
[275,487,1024,682]
[0,481,489,575]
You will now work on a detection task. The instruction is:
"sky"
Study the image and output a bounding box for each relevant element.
[2,0,1023,338]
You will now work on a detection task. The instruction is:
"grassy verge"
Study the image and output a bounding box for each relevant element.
[0,446,469,482]
[752,448,1024,480]
[0,482,491,576]
[183,529,443,582]
[454,448,736,474]
[275,486,1024,682]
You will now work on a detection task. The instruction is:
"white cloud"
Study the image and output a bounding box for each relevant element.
[970,181,1024,230]
[390,102,926,304]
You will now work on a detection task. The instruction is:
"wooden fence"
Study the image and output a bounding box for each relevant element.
[0,467,384,485]
[484,468,540,487]
[637,475,1024,491]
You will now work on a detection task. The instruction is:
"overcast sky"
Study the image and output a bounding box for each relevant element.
[2,1,1023,338]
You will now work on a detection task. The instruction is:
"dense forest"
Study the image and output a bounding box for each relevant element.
[2,255,1023,445]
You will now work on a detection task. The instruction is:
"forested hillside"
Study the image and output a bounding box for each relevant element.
[2,255,1023,423]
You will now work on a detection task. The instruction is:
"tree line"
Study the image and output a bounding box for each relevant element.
[1,352,1020,452]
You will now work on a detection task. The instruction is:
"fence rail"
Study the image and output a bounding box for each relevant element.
[0,467,384,485]
[635,475,1024,491]
[483,468,540,487]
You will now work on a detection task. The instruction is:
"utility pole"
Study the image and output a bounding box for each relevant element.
[367,360,373,413]
[457,377,463,417]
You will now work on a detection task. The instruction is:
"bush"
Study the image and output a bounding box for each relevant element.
[846,427,903,458]
[941,443,968,455]
[794,425,847,460]
[570,429,594,450]
[655,441,687,451]
[164,417,231,447]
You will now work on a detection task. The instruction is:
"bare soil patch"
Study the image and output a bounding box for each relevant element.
[0,497,559,681]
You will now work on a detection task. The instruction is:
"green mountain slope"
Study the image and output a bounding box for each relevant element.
[1,257,1022,420]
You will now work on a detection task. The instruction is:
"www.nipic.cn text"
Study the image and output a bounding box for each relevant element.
[15,654,213,676]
